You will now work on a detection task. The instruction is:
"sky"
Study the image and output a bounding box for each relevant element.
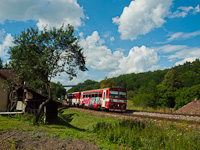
[0,0,200,86]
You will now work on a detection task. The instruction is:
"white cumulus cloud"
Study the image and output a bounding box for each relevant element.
[157,44,200,66]
[168,47,200,61]
[80,32,159,78]
[52,70,92,87]
[108,46,159,77]
[0,0,85,29]
[80,31,123,72]
[112,0,172,40]
[169,5,200,18]
[0,33,14,59]
[175,57,198,66]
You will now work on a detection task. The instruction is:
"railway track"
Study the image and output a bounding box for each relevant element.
[66,106,200,124]
[128,110,200,123]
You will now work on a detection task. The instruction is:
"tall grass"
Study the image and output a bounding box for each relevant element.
[93,120,200,150]
[127,100,174,113]
[1,108,200,150]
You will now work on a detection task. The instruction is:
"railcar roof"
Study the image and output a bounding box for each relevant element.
[80,87,126,93]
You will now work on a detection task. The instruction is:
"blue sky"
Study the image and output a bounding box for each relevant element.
[0,0,200,86]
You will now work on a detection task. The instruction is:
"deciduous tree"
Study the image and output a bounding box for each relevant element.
[8,25,87,124]
[100,78,115,89]
[161,70,183,92]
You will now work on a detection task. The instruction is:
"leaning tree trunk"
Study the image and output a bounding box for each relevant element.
[33,82,52,125]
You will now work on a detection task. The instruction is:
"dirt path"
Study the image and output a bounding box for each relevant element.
[0,130,100,150]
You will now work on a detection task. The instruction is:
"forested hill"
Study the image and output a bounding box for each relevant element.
[67,59,200,109]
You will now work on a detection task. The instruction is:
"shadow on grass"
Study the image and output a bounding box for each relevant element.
[49,108,85,131]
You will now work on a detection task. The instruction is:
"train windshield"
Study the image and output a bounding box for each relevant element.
[109,90,127,99]
[109,91,118,98]
[119,91,127,99]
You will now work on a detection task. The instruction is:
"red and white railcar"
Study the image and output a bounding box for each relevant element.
[67,88,127,112]
[66,92,80,106]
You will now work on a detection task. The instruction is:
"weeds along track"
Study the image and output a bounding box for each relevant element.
[67,106,200,125]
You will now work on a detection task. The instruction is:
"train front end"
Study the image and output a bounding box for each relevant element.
[105,88,127,112]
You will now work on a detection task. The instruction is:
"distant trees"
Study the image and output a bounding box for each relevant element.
[174,85,200,109]
[50,82,66,100]
[155,70,183,107]
[161,70,183,92]
[67,79,99,93]
[100,78,115,88]
[0,57,3,69]
[67,59,200,110]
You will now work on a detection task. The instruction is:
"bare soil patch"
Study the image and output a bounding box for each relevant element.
[0,130,100,150]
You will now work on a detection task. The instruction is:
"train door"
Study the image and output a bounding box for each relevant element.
[75,93,78,105]
[102,90,106,107]
[77,92,81,106]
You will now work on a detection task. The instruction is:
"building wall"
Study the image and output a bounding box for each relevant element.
[0,76,8,111]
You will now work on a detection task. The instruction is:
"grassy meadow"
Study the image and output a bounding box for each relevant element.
[127,100,175,113]
[0,108,200,150]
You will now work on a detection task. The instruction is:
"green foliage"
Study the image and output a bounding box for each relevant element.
[131,80,157,107]
[162,70,183,92]
[8,25,87,85]
[132,92,155,108]
[66,59,200,109]
[50,82,66,100]
[122,59,200,109]
[156,84,175,107]
[180,70,200,87]
[8,25,87,124]
[100,78,115,88]
[1,109,200,149]
[127,90,136,100]
[131,84,156,107]
[93,120,200,150]
[67,79,100,93]
[25,80,47,95]
[174,84,200,109]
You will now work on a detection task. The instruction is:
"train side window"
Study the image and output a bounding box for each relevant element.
[99,91,102,98]
[95,92,98,97]
[89,93,92,98]
[92,92,95,97]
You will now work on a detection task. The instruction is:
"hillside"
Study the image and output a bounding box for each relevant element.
[67,59,200,109]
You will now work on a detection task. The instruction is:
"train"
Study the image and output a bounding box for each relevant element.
[66,87,127,112]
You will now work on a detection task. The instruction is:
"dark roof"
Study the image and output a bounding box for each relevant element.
[175,99,200,115]
[0,69,22,85]
[0,69,16,79]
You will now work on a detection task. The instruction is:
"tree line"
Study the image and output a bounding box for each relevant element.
[68,59,200,110]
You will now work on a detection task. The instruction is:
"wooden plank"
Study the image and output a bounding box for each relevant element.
[0,112,24,115]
